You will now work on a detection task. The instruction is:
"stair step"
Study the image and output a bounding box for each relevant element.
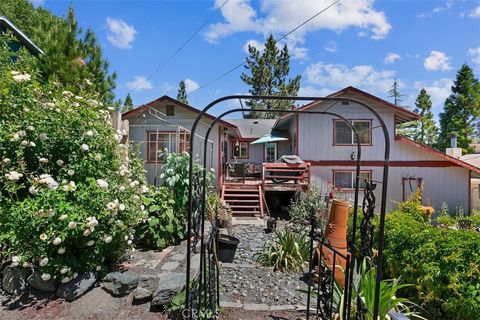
[225,199,261,203]
[224,189,259,192]
[224,194,259,198]
[229,205,260,209]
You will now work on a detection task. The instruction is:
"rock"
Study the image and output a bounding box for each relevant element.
[132,275,158,304]
[161,261,180,272]
[56,272,97,301]
[102,271,138,296]
[170,254,184,262]
[27,272,57,293]
[2,266,32,295]
[150,272,185,308]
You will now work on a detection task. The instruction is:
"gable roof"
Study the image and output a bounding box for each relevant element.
[0,16,43,56]
[396,135,480,175]
[226,119,277,139]
[277,86,420,125]
[122,95,236,129]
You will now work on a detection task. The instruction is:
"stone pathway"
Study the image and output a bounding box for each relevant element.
[219,222,310,311]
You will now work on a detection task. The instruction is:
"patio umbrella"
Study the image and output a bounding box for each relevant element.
[250,133,288,144]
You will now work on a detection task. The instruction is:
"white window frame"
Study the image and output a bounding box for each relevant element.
[333,170,371,190]
[334,120,372,145]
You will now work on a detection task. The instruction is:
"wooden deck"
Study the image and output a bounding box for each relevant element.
[221,162,311,217]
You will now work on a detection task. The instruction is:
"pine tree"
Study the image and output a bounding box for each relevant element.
[411,89,438,146]
[123,93,134,112]
[438,64,480,152]
[0,1,117,106]
[177,80,188,104]
[241,34,301,119]
[388,78,404,106]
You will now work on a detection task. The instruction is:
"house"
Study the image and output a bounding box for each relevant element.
[123,86,480,216]
[0,16,43,56]
[460,150,480,212]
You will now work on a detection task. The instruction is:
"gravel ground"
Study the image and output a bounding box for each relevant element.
[220,223,310,307]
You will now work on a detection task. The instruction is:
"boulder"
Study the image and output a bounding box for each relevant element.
[27,272,57,293]
[102,271,138,296]
[56,272,97,301]
[132,275,158,304]
[150,272,185,308]
[2,266,32,295]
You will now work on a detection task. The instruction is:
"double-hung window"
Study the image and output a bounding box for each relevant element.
[334,120,372,145]
[233,141,249,158]
[333,171,371,189]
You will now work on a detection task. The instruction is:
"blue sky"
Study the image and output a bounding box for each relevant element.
[31,0,480,119]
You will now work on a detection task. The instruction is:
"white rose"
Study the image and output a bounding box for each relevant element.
[39,257,49,267]
[94,154,102,161]
[87,240,94,246]
[53,237,62,246]
[68,221,77,229]
[81,144,89,151]
[40,233,48,241]
[119,186,125,192]
[41,273,51,281]
[29,186,38,195]
[127,240,132,245]
[118,204,125,211]
[12,256,20,263]
[58,247,66,254]
[56,160,64,166]
[39,133,47,141]
[104,236,112,244]
[61,277,72,283]
[29,141,36,147]
[60,266,69,274]
[96,179,108,189]
[67,169,75,176]
[2,158,11,164]
[83,229,92,236]
[86,130,94,136]
[20,140,28,146]
[22,262,32,268]
[59,214,68,221]
[39,157,48,164]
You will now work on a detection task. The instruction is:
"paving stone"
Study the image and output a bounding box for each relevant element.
[220,301,243,308]
[102,271,138,296]
[243,303,270,311]
[269,305,296,311]
[56,272,97,301]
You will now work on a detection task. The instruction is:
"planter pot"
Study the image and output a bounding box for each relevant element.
[217,234,240,263]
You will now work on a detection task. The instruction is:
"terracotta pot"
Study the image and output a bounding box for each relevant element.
[317,199,349,287]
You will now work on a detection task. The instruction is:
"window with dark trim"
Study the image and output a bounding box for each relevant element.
[334,120,372,145]
[333,171,371,189]
[166,105,175,116]
[232,141,249,158]
[147,132,177,162]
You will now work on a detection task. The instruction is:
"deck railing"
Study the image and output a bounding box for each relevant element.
[262,162,311,191]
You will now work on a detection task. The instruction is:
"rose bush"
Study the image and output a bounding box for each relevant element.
[0,41,147,283]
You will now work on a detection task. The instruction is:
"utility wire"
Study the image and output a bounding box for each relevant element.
[189,0,340,95]
[127,0,230,94]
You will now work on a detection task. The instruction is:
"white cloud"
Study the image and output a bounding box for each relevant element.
[204,0,391,46]
[384,52,401,64]
[424,51,453,71]
[304,62,400,96]
[298,86,334,97]
[418,0,454,18]
[106,18,137,49]
[126,76,153,91]
[414,78,453,112]
[184,79,200,93]
[243,39,265,54]
[29,0,45,7]
[324,41,337,53]
[160,82,175,92]
[243,38,308,60]
[468,47,480,66]
[468,5,480,18]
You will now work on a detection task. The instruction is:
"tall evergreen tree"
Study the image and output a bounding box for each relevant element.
[438,64,480,152]
[177,80,188,104]
[0,1,117,106]
[123,93,134,112]
[241,34,300,119]
[411,88,438,146]
[388,78,404,106]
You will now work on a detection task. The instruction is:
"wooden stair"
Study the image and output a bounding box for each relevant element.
[221,184,264,217]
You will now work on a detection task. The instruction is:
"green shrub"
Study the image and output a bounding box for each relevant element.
[255,228,310,272]
[134,186,186,250]
[0,40,146,282]
[288,186,326,225]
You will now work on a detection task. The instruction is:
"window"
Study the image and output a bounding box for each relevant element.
[179,132,191,153]
[478,187,480,200]
[265,143,277,162]
[233,141,249,158]
[334,120,372,145]
[166,105,175,116]
[333,171,371,189]
[147,132,177,162]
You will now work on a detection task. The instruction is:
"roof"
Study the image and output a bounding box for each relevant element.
[0,16,43,56]
[277,86,420,126]
[226,119,277,139]
[122,95,236,129]
[460,154,480,169]
[396,135,480,175]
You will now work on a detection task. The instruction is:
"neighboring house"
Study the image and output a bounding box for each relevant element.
[460,152,480,212]
[124,86,480,216]
[0,16,43,56]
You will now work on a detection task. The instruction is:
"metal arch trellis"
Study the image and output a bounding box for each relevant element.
[185,95,391,320]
